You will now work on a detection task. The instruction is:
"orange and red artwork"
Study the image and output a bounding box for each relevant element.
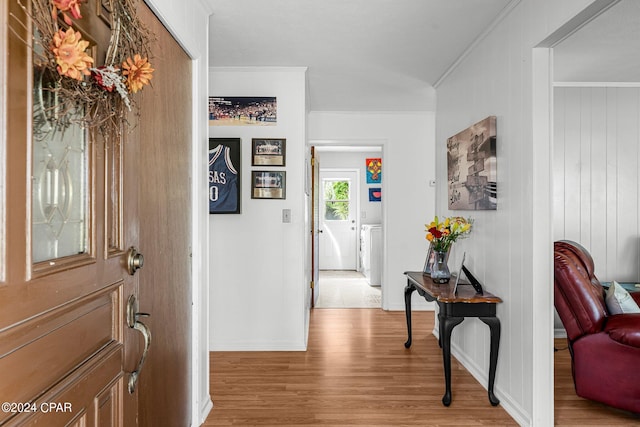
[366,158,382,183]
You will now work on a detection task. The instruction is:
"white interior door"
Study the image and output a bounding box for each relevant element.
[319,170,358,270]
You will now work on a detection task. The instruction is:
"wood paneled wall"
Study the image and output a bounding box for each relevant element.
[435,2,596,424]
[554,86,640,282]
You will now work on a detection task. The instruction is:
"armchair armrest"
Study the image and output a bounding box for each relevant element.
[605,314,640,348]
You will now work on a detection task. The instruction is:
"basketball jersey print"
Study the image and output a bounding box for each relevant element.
[209,145,239,213]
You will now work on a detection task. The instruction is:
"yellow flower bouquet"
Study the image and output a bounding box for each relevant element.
[425,216,472,253]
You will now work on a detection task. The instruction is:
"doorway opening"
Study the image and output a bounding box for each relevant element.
[315,270,381,308]
[533,0,634,423]
[310,145,384,309]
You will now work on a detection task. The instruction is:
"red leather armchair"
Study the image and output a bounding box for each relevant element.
[554,240,640,414]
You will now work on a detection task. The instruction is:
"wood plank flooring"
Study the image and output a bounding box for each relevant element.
[205,309,516,426]
[205,310,640,425]
[553,338,640,425]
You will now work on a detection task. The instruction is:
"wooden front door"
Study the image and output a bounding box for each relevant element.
[2,0,192,425]
[135,4,193,427]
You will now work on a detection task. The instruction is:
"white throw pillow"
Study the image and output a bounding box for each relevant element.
[605,281,640,314]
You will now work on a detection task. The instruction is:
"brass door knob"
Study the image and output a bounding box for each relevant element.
[127,247,144,275]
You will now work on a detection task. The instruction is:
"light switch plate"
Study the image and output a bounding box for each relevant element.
[282,209,291,223]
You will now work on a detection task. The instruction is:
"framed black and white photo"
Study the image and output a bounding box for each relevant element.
[209,138,241,214]
[252,138,286,166]
[447,116,497,210]
[251,171,286,199]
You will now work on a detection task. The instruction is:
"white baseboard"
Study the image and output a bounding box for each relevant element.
[432,329,531,426]
[386,298,435,311]
[210,341,307,351]
[554,328,567,339]
[194,396,213,427]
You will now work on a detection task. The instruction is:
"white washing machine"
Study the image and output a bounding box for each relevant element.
[361,224,382,287]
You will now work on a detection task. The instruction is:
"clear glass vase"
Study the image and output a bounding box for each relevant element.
[431,250,451,284]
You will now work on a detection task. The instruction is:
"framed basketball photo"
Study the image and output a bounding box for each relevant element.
[252,138,286,166]
[251,171,286,200]
[209,138,241,214]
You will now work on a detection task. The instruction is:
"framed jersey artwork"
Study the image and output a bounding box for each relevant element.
[209,138,241,214]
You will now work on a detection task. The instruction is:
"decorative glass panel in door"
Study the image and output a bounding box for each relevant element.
[31,66,89,263]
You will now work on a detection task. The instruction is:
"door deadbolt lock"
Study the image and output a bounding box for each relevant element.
[127,247,144,275]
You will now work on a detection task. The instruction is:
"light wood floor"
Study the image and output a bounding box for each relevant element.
[205,310,640,426]
[553,338,640,425]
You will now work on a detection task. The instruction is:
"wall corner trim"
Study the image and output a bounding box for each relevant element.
[433,0,522,88]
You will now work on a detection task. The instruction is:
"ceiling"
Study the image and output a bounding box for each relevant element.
[208,0,512,112]
[554,0,640,83]
[208,0,640,112]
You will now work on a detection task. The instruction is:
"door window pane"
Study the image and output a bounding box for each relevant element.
[323,180,350,220]
[31,66,89,263]
[106,136,123,255]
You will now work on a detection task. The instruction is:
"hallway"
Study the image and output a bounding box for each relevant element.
[206,309,640,425]
[315,271,381,308]
[206,309,516,425]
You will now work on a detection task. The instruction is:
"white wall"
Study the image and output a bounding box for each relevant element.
[317,151,383,225]
[554,86,640,281]
[434,0,594,425]
[309,112,436,311]
[142,0,212,425]
[144,0,606,424]
[209,67,308,351]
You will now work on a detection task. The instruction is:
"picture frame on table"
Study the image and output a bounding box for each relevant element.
[423,243,451,276]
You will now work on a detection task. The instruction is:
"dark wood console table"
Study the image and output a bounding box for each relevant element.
[403,271,503,407]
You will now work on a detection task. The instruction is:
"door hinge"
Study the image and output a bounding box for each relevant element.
[310,280,314,289]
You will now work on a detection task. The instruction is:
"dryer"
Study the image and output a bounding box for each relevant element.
[360,224,382,287]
